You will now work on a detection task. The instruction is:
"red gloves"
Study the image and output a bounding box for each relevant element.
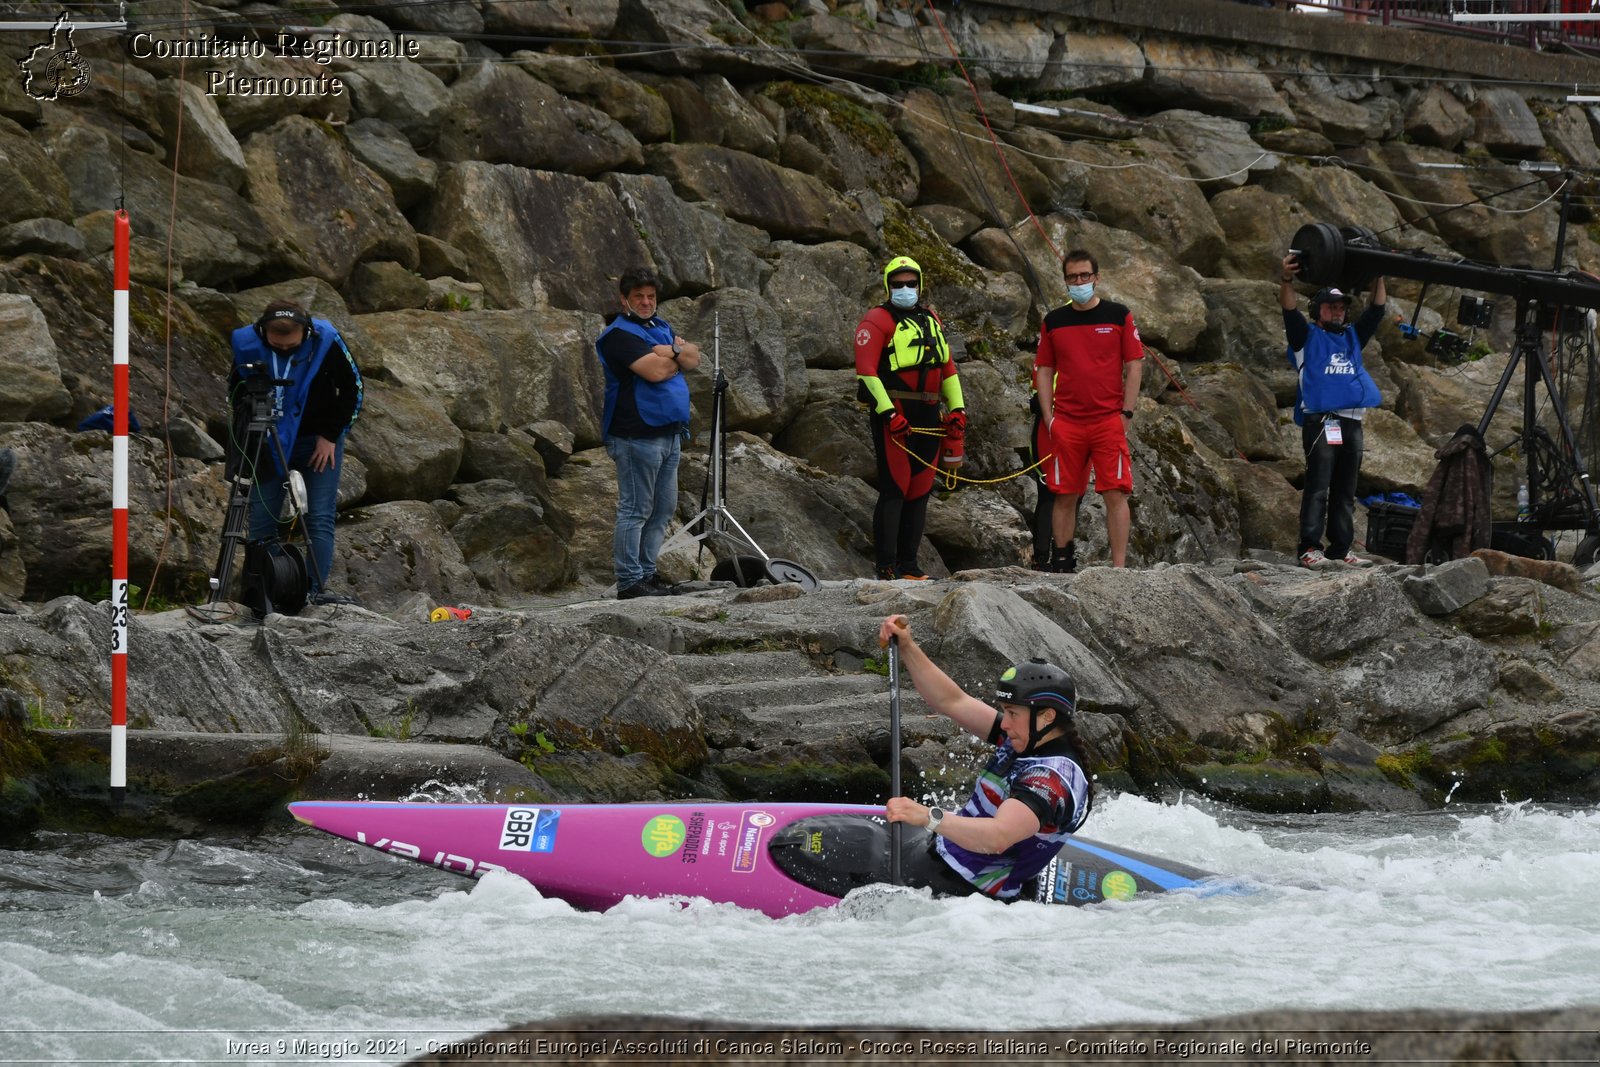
[944,410,966,437]
[886,411,910,440]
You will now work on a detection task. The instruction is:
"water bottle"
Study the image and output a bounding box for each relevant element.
[1517,484,1531,523]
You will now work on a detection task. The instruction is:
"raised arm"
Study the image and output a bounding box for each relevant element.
[878,615,997,740]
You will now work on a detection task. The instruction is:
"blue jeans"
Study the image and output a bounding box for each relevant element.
[249,435,343,593]
[606,433,680,587]
[1299,415,1363,558]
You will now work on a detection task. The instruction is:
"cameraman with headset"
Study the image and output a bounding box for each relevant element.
[230,300,363,605]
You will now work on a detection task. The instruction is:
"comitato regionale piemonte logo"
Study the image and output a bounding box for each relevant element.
[18,12,93,101]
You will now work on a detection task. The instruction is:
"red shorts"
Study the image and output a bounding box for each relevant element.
[1044,413,1133,495]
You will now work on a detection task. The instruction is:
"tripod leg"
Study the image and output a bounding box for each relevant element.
[1531,338,1600,530]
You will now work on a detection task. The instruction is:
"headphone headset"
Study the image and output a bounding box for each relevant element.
[253,307,316,344]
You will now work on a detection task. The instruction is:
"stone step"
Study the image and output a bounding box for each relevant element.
[690,672,889,717]
[671,650,830,686]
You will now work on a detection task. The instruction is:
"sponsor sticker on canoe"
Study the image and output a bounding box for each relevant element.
[1101,869,1138,901]
[731,810,774,874]
[641,814,687,859]
[498,807,559,853]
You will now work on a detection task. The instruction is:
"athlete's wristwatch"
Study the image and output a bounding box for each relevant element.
[926,806,945,834]
[1121,409,1134,418]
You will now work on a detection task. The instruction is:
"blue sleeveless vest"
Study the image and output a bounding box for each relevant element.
[596,314,691,437]
[231,318,343,474]
[1289,324,1381,424]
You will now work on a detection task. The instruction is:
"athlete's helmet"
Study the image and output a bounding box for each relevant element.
[1309,286,1352,320]
[995,658,1076,718]
[882,254,922,298]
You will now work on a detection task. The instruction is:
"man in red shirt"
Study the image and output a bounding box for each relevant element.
[1034,251,1144,571]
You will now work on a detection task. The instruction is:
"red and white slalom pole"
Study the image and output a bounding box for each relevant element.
[111,210,130,804]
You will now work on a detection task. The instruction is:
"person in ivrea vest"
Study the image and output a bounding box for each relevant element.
[229,299,362,603]
[595,267,701,600]
[1280,253,1386,569]
[853,255,965,581]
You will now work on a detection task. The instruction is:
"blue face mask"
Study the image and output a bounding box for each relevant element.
[1068,282,1095,304]
[889,287,919,309]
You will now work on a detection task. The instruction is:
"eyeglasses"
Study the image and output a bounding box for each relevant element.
[1064,271,1097,283]
[887,280,918,290]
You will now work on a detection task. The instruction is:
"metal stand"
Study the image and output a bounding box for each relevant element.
[199,368,316,616]
[1475,294,1600,562]
[657,315,818,591]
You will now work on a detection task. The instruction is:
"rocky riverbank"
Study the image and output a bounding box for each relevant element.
[6,0,1600,608]
[4,550,1598,840]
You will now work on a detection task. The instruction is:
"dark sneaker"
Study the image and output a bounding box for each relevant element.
[617,581,670,600]
[896,566,932,581]
[644,573,681,594]
[875,566,898,581]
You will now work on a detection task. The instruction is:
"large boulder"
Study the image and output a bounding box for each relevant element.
[333,500,479,611]
[1037,31,1145,95]
[44,123,271,286]
[2,257,233,437]
[241,116,418,287]
[760,81,919,203]
[771,369,877,482]
[356,308,607,447]
[1470,89,1546,156]
[894,89,1052,228]
[171,56,351,135]
[434,61,642,175]
[1173,362,1284,461]
[0,423,225,601]
[604,173,772,298]
[0,294,72,421]
[1192,278,1298,404]
[1208,185,1302,280]
[642,75,778,158]
[1538,104,1600,169]
[787,14,924,79]
[1025,565,1315,747]
[343,379,464,504]
[924,583,1141,714]
[1403,85,1474,149]
[1148,110,1278,194]
[154,79,246,191]
[343,118,439,210]
[760,241,878,370]
[1226,459,1302,554]
[422,162,650,311]
[1139,39,1292,122]
[444,479,574,595]
[645,143,874,245]
[513,51,672,143]
[662,288,807,434]
[336,56,451,148]
[1058,139,1225,272]
[486,0,620,37]
[937,10,1054,85]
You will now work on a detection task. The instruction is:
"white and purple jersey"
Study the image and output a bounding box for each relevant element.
[936,730,1091,899]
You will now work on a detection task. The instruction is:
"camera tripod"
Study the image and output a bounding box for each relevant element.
[656,315,817,592]
[199,366,316,617]
[1476,294,1600,564]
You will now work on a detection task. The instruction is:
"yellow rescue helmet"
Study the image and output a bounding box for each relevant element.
[882,255,922,298]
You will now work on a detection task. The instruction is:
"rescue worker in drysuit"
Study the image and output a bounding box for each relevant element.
[853,256,965,581]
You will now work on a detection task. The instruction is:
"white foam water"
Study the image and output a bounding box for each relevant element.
[2,795,1596,1064]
